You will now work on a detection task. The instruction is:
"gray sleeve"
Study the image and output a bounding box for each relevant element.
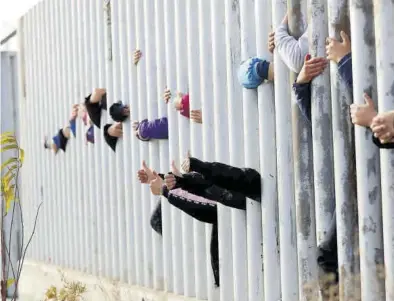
[275,24,309,73]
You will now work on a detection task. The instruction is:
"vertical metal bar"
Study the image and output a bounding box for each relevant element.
[374,0,394,298]
[197,1,218,299]
[104,0,121,281]
[327,0,360,298]
[57,0,71,269]
[288,0,319,298]
[238,0,267,299]
[223,1,248,301]
[52,0,66,268]
[210,0,235,300]
[163,0,183,294]
[134,0,154,287]
[76,0,90,273]
[63,0,75,270]
[118,0,136,284]
[173,0,195,296]
[47,0,61,266]
[154,0,173,292]
[126,0,144,285]
[29,6,40,261]
[254,0,281,300]
[185,0,207,298]
[68,0,80,271]
[142,0,164,290]
[349,0,385,300]
[82,0,95,275]
[109,0,125,282]
[87,0,101,277]
[272,0,299,300]
[309,0,336,251]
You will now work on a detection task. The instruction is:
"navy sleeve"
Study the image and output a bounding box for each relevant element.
[256,60,270,81]
[292,82,312,124]
[338,53,353,91]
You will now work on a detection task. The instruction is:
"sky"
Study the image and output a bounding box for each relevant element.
[0,0,42,38]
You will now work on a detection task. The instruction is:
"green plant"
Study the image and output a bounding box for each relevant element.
[0,132,42,301]
[44,272,87,301]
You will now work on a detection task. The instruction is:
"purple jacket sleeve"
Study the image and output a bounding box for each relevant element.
[137,117,169,141]
[293,82,312,124]
[337,53,353,91]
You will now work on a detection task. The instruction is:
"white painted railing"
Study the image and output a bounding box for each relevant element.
[8,0,392,300]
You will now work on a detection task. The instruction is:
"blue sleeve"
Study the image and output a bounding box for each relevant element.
[338,53,353,91]
[138,117,169,141]
[293,82,312,124]
[69,119,76,137]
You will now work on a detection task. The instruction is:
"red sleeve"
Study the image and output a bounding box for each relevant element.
[180,94,190,118]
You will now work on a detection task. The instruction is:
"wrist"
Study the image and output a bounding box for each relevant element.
[368,111,378,128]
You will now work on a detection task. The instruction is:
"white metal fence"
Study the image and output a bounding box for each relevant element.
[14,0,394,300]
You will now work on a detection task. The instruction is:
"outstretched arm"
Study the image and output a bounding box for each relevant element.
[275,20,308,73]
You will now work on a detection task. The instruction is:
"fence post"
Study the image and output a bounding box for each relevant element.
[223,1,249,300]
[255,0,281,300]
[154,0,172,292]
[185,0,207,298]
[197,1,218,299]
[327,0,360,299]
[349,0,385,299]
[272,0,299,300]
[210,0,235,300]
[163,0,183,294]
[134,0,154,287]
[373,0,394,298]
[238,0,266,299]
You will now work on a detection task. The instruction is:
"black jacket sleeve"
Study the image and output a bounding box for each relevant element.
[188,157,261,202]
[162,186,218,224]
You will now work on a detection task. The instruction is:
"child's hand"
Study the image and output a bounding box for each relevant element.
[190,109,203,124]
[326,31,351,64]
[150,172,164,195]
[138,160,155,184]
[134,49,142,65]
[296,54,327,84]
[181,151,191,173]
[281,13,288,25]
[171,160,182,177]
[164,174,177,190]
[70,104,79,120]
[132,121,140,138]
[371,110,394,143]
[163,88,172,103]
[350,93,377,128]
[108,122,123,137]
[268,31,275,53]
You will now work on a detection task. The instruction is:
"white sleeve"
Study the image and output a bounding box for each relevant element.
[275,23,309,73]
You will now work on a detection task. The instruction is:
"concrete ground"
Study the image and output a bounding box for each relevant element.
[18,260,205,301]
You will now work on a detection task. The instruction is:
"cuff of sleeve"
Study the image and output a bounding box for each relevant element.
[292,82,311,94]
[372,136,394,149]
[338,53,352,68]
[189,157,206,174]
[162,185,169,198]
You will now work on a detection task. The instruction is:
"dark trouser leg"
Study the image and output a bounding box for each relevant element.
[211,223,220,287]
[189,157,261,201]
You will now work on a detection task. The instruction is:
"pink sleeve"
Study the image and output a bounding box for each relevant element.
[180,94,190,118]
